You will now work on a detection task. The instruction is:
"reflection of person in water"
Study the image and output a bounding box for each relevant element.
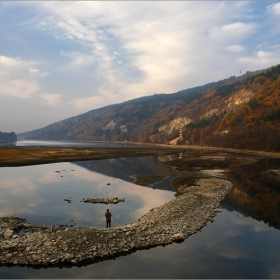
[105,209,112,228]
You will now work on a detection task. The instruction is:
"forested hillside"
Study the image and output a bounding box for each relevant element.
[181,65,280,151]
[19,64,280,152]
[0,132,17,142]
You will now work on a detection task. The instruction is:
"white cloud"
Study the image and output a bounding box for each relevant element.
[0,55,46,98]
[236,50,280,69]
[234,215,271,233]
[61,51,96,66]
[39,93,63,107]
[69,94,118,112]
[210,22,256,42]
[268,3,280,16]
[3,1,280,132]
[0,176,47,217]
[226,45,244,53]
[35,1,258,100]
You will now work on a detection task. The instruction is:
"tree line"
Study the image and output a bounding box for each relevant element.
[0,131,17,142]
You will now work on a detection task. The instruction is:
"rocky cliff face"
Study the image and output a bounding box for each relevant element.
[158,117,192,134]
[202,89,255,119]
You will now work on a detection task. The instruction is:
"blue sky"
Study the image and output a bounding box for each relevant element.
[0,1,280,133]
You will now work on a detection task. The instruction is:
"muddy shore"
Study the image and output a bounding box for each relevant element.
[0,145,279,167]
[0,146,186,167]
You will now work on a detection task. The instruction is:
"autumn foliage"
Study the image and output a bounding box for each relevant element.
[19,64,280,152]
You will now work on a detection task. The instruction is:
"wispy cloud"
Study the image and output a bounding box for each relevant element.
[61,51,96,66]
[236,50,280,69]
[69,95,110,111]
[1,2,280,132]
[226,45,244,53]
[0,55,46,98]
[37,2,259,99]
[39,93,63,107]
[210,22,256,43]
[268,3,280,16]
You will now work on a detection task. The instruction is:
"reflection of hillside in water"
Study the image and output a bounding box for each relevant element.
[221,158,280,230]
[74,152,280,230]
[159,151,280,230]
[73,155,186,192]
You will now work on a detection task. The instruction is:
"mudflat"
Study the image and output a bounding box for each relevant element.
[0,146,186,167]
[1,145,280,168]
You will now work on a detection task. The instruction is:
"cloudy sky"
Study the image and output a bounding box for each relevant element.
[1,1,280,133]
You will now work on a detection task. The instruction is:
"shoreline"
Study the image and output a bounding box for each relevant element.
[0,143,278,267]
[0,146,185,167]
[0,144,280,167]
[0,179,232,267]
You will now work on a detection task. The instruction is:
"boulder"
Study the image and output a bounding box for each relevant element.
[7,221,17,230]
[43,241,52,247]
[32,255,40,261]
[6,253,13,258]
[4,229,14,239]
[172,233,184,241]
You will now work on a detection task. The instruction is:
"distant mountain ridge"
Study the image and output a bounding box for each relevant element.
[19,64,280,151]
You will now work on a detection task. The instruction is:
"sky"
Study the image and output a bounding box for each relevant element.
[1,1,280,133]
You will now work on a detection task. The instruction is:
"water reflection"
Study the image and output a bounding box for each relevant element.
[1,209,279,278]
[1,148,280,278]
[2,152,279,232]
[74,153,280,231]
[222,158,280,230]
[0,160,175,229]
[74,156,186,192]
[14,139,155,148]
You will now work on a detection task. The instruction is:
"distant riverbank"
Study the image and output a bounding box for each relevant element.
[0,146,186,167]
[1,144,280,167]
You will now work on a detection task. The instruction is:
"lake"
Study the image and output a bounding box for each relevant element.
[1,140,280,278]
[1,139,153,148]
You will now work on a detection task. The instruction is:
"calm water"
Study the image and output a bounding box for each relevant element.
[0,160,175,229]
[1,139,153,148]
[1,141,280,278]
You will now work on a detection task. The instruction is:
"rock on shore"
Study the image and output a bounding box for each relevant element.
[0,178,232,267]
[82,197,125,204]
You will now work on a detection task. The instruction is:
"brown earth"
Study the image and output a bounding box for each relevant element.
[0,146,186,167]
[1,145,280,168]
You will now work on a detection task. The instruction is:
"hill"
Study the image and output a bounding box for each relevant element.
[0,131,17,142]
[19,64,280,151]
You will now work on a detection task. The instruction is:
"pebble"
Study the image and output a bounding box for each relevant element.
[0,179,232,267]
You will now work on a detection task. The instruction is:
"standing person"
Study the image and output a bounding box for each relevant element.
[105,209,112,228]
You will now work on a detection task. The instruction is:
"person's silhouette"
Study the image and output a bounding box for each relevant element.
[105,209,112,228]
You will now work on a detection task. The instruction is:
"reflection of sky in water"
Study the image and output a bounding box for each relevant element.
[0,162,175,228]
[1,209,280,278]
[1,145,280,278]
[13,139,153,148]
